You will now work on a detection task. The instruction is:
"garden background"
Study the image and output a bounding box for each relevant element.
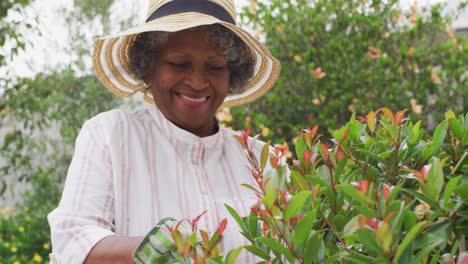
[0,0,466,263]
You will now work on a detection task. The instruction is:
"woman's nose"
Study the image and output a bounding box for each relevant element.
[184,67,209,90]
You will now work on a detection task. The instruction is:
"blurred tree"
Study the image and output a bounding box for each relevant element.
[0,1,135,261]
[0,0,32,67]
[0,0,126,194]
[231,0,467,146]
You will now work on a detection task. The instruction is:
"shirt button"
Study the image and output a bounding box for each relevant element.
[201,192,208,196]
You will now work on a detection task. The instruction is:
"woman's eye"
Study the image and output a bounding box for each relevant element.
[168,62,188,68]
[208,65,227,71]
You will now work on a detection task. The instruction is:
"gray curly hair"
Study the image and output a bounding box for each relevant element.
[129,24,254,94]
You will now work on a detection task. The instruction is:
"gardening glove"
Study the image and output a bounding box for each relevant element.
[132,217,192,264]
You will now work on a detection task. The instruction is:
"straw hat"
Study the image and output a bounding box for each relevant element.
[93,0,281,108]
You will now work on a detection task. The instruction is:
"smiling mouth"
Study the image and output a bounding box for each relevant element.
[178,94,209,102]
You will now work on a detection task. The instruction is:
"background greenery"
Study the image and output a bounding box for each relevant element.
[228,0,467,146]
[0,0,466,263]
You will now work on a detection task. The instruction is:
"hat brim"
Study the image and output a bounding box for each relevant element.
[93,12,280,108]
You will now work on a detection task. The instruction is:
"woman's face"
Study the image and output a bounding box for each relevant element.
[147,29,230,137]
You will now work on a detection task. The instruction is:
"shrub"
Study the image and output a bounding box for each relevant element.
[161,109,467,263]
[230,109,467,263]
[230,0,467,145]
[0,170,60,263]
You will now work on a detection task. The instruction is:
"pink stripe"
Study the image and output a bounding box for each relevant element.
[137,111,161,225]
[149,121,161,223]
[65,126,94,231]
[224,153,249,216]
[193,142,217,232]
[124,114,132,235]
[101,180,114,226]
[220,154,243,215]
[155,106,172,139]
[119,115,127,234]
[175,140,190,217]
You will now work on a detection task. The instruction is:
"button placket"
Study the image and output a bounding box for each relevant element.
[191,140,218,231]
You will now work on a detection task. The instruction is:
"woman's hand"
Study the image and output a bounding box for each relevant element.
[84,235,143,264]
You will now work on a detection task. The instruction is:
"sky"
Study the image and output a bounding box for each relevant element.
[1,0,467,81]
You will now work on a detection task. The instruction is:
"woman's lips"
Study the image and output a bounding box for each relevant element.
[177,93,209,107]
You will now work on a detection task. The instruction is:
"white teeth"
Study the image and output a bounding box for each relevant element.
[180,94,207,102]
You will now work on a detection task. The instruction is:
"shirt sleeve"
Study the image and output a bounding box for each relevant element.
[48,119,116,264]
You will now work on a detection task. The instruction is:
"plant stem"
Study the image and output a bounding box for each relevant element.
[327,165,338,213]
[392,124,402,181]
[327,218,375,261]
[460,234,465,253]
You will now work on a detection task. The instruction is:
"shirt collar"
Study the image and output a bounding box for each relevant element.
[145,104,225,149]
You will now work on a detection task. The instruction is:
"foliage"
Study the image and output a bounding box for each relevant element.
[0,170,60,263]
[0,69,120,194]
[230,0,467,145]
[0,0,126,195]
[228,109,467,263]
[134,214,234,264]
[0,0,32,67]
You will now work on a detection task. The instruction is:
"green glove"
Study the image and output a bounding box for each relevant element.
[133,217,186,264]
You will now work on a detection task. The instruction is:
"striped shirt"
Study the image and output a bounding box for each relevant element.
[48,105,265,263]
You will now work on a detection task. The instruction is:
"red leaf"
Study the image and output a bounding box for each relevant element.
[394,110,407,125]
[321,143,329,156]
[216,218,228,235]
[384,211,396,223]
[302,151,312,166]
[339,129,350,145]
[191,210,207,232]
[243,128,251,143]
[360,180,369,193]
[382,187,390,201]
[366,218,378,230]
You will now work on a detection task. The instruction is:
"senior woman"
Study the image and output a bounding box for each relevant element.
[48,0,280,263]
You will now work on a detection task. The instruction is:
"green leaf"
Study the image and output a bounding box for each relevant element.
[225,204,245,233]
[187,232,198,246]
[246,214,260,239]
[295,138,308,163]
[336,184,370,205]
[262,185,275,209]
[426,157,445,201]
[432,121,447,150]
[410,121,423,144]
[224,246,244,264]
[342,254,375,264]
[395,221,427,262]
[356,229,384,258]
[290,170,308,191]
[293,208,317,247]
[284,191,311,222]
[390,201,406,232]
[260,141,271,170]
[256,237,295,262]
[355,149,386,163]
[401,188,438,209]
[263,169,286,191]
[411,235,445,262]
[303,231,325,264]
[343,215,361,236]
[241,183,262,195]
[443,176,461,205]
[403,211,418,230]
[206,258,223,264]
[449,118,463,139]
[454,182,468,198]
[243,245,270,260]
[376,222,392,253]
[334,156,349,178]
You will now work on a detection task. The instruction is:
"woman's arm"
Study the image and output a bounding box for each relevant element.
[84,236,143,264]
[48,118,135,263]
